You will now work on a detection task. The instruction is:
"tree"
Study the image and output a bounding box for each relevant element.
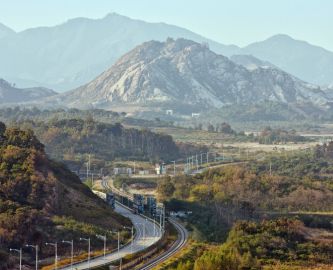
[207,124,215,132]
[157,177,175,200]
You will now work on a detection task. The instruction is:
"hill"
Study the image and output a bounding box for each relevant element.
[52,38,330,115]
[0,13,237,91]
[241,34,333,86]
[0,23,14,39]
[0,78,56,105]
[0,122,129,269]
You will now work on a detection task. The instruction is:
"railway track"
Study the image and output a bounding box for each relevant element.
[138,218,188,270]
[102,176,188,270]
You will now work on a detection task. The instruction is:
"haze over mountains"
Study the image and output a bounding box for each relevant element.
[0,13,236,91]
[0,23,14,39]
[0,78,56,105]
[47,38,330,114]
[0,13,333,92]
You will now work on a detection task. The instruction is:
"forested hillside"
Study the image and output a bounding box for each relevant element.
[158,148,333,269]
[167,219,333,270]
[0,122,129,269]
[158,150,333,241]
[18,118,180,164]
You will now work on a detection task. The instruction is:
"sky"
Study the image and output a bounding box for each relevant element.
[0,0,332,50]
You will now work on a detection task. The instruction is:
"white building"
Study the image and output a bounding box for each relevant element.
[155,163,167,175]
[113,167,132,175]
[166,110,173,116]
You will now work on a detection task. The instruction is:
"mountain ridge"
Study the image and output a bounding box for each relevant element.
[0,78,57,105]
[0,13,238,91]
[46,38,329,114]
[241,34,333,86]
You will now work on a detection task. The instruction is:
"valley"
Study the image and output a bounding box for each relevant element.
[1,4,333,270]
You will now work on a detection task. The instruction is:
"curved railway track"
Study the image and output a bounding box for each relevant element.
[102,177,188,270]
[138,218,188,270]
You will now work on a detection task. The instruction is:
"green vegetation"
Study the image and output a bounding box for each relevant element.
[163,219,333,270]
[256,127,308,144]
[158,151,333,241]
[0,107,174,128]
[113,176,158,190]
[0,122,130,269]
[198,218,333,269]
[155,145,333,269]
[12,117,208,173]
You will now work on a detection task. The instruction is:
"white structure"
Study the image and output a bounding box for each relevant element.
[155,163,167,175]
[113,167,132,175]
[191,113,200,118]
[138,170,150,175]
[166,110,173,116]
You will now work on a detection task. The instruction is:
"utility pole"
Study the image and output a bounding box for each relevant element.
[86,162,89,180]
[80,238,90,269]
[45,242,58,270]
[26,245,38,270]
[269,161,272,176]
[118,231,120,254]
[172,161,176,175]
[207,152,209,164]
[10,248,22,270]
[88,154,91,173]
[62,240,74,270]
[162,206,165,232]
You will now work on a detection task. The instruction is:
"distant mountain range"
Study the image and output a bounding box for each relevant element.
[0,13,333,91]
[46,38,330,114]
[240,34,333,87]
[0,23,14,39]
[0,78,56,104]
[0,13,236,91]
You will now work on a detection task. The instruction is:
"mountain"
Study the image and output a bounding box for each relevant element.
[0,122,129,268]
[241,34,333,86]
[0,23,14,39]
[0,13,238,91]
[230,54,276,70]
[0,78,57,104]
[51,38,330,113]
[1,14,332,90]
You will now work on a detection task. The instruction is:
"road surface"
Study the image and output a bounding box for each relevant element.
[61,202,162,270]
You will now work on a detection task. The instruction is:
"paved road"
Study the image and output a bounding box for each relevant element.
[61,203,162,270]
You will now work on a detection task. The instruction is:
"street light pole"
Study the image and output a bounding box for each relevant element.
[62,240,74,270]
[96,235,107,259]
[26,244,38,270]
[80,238,91,269]
[123,226,134,253]
[10,248,22,270]
[45,242,58,270]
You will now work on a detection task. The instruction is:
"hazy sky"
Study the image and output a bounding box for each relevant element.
[0,0,332,50]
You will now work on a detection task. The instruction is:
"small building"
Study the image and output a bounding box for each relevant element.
[166,109,173,116]
[155,163,167,175]
[139,170,150,175]
[113,167,132,175]
[191,113,200,118]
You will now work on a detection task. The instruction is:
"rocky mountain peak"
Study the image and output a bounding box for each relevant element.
[50,38,330,112]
